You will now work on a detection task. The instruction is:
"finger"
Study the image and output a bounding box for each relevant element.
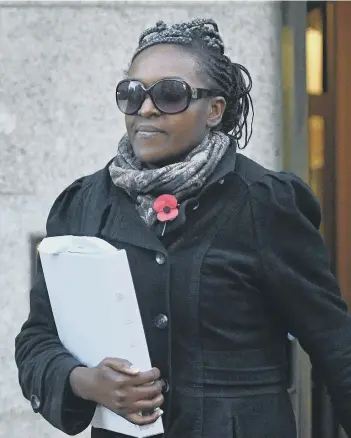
[103,358,140,376]
[132,368,161,385]
[132,394,164,412]
[115,407,130,418]
[132,380,163,401]
[127,409,163,425]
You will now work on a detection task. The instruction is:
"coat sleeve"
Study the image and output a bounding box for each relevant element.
[251,171,351,434]
[15,178,96,436]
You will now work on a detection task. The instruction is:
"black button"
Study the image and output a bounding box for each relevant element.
[155,314,168,329]
[30,394,41,412]
[161,378,170,394]
[155,253,166,265]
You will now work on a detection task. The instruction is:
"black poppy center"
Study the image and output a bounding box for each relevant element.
[163,206,171,213]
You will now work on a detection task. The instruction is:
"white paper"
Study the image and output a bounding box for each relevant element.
[38,235,164,438]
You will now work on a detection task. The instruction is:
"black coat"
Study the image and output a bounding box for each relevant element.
[15,146,351,438]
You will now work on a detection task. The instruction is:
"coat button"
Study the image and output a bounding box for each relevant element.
[155,314,168,329]
[218,178,225,185]
[161,378,170,394]
[30,394,41,412]
[155,253,166,265]
[192,201,199,211]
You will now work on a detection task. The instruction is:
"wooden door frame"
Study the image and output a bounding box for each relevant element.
[334,2,351,307]
[308,1,337,274]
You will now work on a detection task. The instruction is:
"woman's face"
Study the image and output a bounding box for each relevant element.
[125,44,225,165]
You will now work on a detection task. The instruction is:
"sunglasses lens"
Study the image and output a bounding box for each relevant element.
[116,80,144,115]
[153,80,189,114]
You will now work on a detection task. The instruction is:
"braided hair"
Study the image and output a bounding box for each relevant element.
[132,18,253,149]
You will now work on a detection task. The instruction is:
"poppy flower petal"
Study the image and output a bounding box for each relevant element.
[153,197,167,213]
[167,208,179,221]
[164,195,178,209]
[157,208,179,222]
[157,211,170,222]
[153,194,178,213]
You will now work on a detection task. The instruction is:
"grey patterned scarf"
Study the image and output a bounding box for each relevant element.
[109,131,230,226]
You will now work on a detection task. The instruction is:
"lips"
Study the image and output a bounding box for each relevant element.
[135,125,165,134]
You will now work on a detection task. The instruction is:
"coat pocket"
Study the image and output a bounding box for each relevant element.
[230,392,297,438]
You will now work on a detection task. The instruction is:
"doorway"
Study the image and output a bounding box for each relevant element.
[306,2,351,437]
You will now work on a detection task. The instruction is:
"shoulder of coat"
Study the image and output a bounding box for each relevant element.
[81,158,114,195]
[234,153,268,187]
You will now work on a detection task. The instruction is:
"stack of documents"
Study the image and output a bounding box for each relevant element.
[38,235,164,437]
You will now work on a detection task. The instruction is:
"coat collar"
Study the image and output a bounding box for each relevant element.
[92,137,237,253]
[202,138,236,187]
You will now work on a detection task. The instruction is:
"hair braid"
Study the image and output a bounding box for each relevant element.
[132,18,253,149]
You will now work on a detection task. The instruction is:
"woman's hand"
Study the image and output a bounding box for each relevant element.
[69,358,164,425]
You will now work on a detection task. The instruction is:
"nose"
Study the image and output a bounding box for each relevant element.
[138,94,160,118]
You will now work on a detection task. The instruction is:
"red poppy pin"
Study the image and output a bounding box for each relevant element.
[153,194,179,222]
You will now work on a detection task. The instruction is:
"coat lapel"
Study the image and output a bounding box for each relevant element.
[80,163,166,254]
[100,186,166,254]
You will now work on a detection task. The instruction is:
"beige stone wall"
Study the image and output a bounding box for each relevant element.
[0,2,283,437]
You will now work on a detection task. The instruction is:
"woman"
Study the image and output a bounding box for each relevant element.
[15,18,351,438]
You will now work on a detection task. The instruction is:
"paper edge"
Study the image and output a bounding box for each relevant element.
[38,235,118,255]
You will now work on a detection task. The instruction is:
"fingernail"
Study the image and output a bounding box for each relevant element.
[129,365,140,373]
[157,409,164,416]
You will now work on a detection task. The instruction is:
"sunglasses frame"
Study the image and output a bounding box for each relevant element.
[116,78,221,115]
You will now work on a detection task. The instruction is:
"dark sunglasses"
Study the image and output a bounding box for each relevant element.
[116,78,221,115]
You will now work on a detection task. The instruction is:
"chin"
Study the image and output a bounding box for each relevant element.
[133,143,176,166]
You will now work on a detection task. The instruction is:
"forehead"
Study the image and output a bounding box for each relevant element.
[128,44,204,87]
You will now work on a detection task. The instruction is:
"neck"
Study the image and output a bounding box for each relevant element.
[142,152,190,169]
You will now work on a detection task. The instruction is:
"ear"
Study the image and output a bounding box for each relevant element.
[206,97,226,129]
